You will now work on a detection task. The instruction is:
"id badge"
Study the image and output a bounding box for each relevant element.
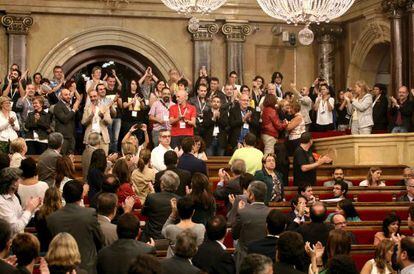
[213,126,219,136]
[243,123,249,129]
[132,111,137,117]
[256,106,261,112]
[179,121,186,128]
[145,99,149,105]
[44,108,49,113]
[163,115,169,122]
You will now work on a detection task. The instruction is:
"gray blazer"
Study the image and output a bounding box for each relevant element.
[47,203,104,274]
[347,93,374,129]
[98,214,118,246]
[38,148,61,187]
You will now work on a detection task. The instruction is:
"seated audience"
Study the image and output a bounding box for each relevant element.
[400,166,414,186]
[154,150,191,196]
[177,137,207,176]
[227,173,255,225]
[0,167,41,235]
[274,231,306,273]
[298,184,316,204]
[130,149,155,204]
[287,195,310,224]
[128,254,163,274]
[328,255,359,274]
[0,96,20,153]
[398,178,414,202]
[0,219,18,274]
[396,236,414,273]
[187,172,216,225]
[326,199,361,222]
[55,155,76,193]
[290,201,333,246]
[45,232,87,274]
[150,129,173,172]
[374,213,401,246]
[323,168,353,187]
[361,239,395,274]
[17,157,48,206]
[97,213,156,274]
[254,153,284,203]
[247,209,287,262]
[96,193,118,246]
[162,196,205,258]
[240,253,273,274]
[229,133,263,175]
[11,233,40,274]
[192,215,236,273]
[81,132,101,181]
[87,149,107,201]
[46,180,104,274]
[330,213,357,244]
[38,132,63,187]
[160,230,201,274]
[360,167,386,187]
[331,181,349,200]
[141,170,180,242]
[113,158,141,210]
[232,181,269,271]
[293,132,331,186]
[9,138,26,168]
[34,187,62,252]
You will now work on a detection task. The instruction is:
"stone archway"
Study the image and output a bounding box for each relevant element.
[35,26,179,80]
[346,20,391,88]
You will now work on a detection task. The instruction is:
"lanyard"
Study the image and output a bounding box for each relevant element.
[178,104,188,117]
[197,96,207,113]
[372,94,380,107]
[10,87,18,100]
[160,99,170,110]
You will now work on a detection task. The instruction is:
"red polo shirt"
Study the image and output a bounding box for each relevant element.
[169,102,196,136]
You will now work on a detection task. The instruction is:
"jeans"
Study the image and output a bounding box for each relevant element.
[206,137,225,156]
[108,118,121,153]
[391,126,408,133]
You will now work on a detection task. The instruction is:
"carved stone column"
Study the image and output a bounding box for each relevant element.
[408,0,414,90]
[1,14,33,72]
[382,0,408,94]
[188,22,219,81]
[312,24,343,89]
[221,22,252,85]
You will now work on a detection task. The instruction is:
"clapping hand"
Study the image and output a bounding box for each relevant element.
[218,168,230,183]
[122,196,135,213]
[170,198,178,217]
[146,238,155,247]
[228,194,236,205]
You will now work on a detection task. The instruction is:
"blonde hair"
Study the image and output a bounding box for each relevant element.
[355,80,370,98]
[46,232,81,267]
[10,137,26,154]
[122,141,138,157]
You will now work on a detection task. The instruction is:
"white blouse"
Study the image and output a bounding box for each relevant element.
[0,111,19,142]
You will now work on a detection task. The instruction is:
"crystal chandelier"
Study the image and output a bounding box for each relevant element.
[161,0,226,31]
[257,0,355,45]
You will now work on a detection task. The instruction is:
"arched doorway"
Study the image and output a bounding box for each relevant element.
[359,42,391,88]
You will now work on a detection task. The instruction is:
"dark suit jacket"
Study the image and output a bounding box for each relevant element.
[397,193,413,202]
[53,100,76,139]
[47,203,104,274]
[97,238,156,274]
[228,105,260,149]
[247,236,278,262]
[273,262,305,274]
[24,110,51,140]
[141,191,180,241]
[177,153,208,176]
[390,99,414,131]
[372,95,389,131]
[213,177,242,209]
[192,239,236,274]
[202,108,229,148]
[0,260,19,274]
[290,221,333,246]
[38,148,61,186]
[286,211,310,225]
[161,256,201,274]
[154,165,191,196]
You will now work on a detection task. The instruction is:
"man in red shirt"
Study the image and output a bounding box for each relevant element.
[169,89,196,148]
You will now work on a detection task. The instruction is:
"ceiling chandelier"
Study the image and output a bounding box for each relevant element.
[161,0,226,31]
[256,0,355,45]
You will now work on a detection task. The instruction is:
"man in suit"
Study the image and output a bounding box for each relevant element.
[0,220,19,274]
[53,88,81,155]
[154,150,191,196]
[81,86,112,154]
[232,181,270,272]
[390,86,414,133]
[240,254,273,274]
[247,209,287,262]
[96,193,118,246]
[398,178,414,202]
[177,137,207,176]
[193,215,236,274]
[47,180,104,274]
[214,159,246,209]
[228,93,260,150]
[97,213,156,274]
[81,132,100,181]
[274,231,306,274]
[161,230,201,274]
[330,213,357,244]
[289,201,333,246]
[141,170,180,242]
[202,95,229,156]
[287,195,310,225]
[38,132,63,186]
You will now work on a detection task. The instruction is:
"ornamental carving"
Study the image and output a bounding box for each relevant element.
[1,15,33,35]
[382,0,409,17]
[311,24,343,43]
[188,22,219,41]
[221,23,252,42]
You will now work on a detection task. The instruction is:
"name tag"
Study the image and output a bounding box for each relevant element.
[44,108,49,113]
[163,115,169,122]
[132,111,137,117]
[145,99,149,105]
[243,123,249,129]
[256,106,261,112]
[213,126,219,136]
[179,121,186,129]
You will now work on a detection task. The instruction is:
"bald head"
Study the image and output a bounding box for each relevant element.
[176,89,188,105]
